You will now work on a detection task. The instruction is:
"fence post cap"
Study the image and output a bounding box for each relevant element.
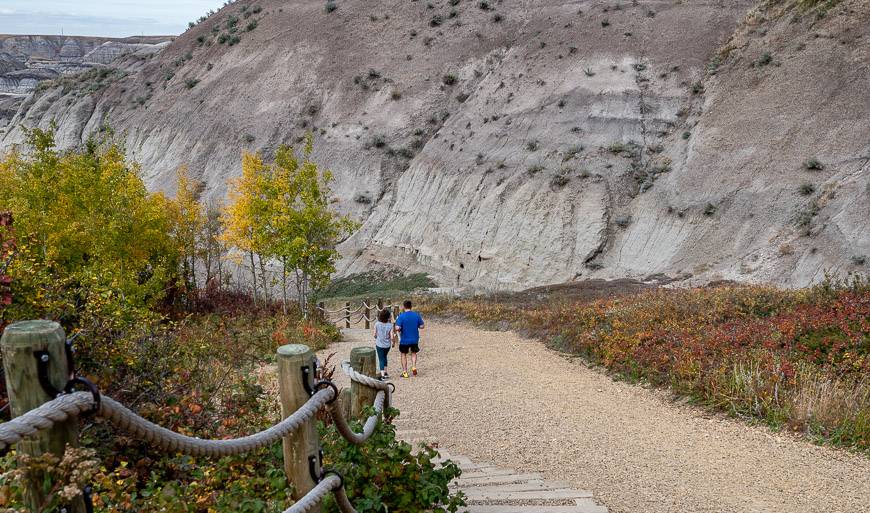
[277,344,311,357]
[350,346,376,357]
[2,321,63,347]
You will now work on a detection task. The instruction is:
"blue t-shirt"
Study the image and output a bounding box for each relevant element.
[395,311,424,345]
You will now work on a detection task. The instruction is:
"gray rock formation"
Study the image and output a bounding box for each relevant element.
[0,34,172,127]
[1,0,868,290]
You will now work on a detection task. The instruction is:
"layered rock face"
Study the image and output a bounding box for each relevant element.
[0,35,172,127]
[1,0,868,290]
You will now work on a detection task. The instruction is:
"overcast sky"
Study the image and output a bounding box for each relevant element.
[0,1,227,38]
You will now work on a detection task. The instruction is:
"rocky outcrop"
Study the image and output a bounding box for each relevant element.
[0,34,172,127]
[1,0,867,290]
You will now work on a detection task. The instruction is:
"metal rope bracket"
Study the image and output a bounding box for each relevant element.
[308,449,324,482]
[313,380,339,404]
[64,377,101,415]
[33,338,100,413]
[33,350,64,398]
[301,365,314,396]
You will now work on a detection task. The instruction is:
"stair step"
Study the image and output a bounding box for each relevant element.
[459,468,518,479]
[466,504,606,513]
[455,473,545,487]
[464,488,594,501]
[396,429,428,438]
[452,481,571,493]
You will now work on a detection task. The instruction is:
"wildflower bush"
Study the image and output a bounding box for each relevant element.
[421,278,870,452]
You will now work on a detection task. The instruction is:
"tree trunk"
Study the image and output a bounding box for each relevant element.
[281,257,288,315]
[248,250,258,305]
[259,257,270,302]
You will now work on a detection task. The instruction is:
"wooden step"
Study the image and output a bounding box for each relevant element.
[452,481,570,493]
[458,468,518,479]
[465,504,607,513]
[464,488,594,501]
[455,473,545,487]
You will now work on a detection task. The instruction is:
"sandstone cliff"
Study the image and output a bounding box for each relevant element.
[1,0,867,290]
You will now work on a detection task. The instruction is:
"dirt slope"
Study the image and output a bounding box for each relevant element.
[1,0,868,290]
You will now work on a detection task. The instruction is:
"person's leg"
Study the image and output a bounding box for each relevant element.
[411,345,418,375]
[399,345,408,376]
[376,347,388,376]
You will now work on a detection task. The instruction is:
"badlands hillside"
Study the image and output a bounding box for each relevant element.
[1,0,868,291]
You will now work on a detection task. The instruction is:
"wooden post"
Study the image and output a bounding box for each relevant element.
[349,347,377,419]
[344,301,350,328]
[339,388,352,421]
[386,298,391,320]
[0,320,85,513]
[364,299,371,330]
[277,344,320,505]
[317,302,325,323]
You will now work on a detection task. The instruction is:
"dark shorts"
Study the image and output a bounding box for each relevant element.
[399,344,420,354]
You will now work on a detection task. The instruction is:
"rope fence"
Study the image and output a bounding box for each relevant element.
[0,320,395,513]
[315,298,402,329]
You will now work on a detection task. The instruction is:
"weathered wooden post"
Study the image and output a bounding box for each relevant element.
[277,344,321,505]
[386,298,391,320]
[317,302,325,323]
[0,320,85,513]
[344,302,350,328]
[364,299,371,330]
[377,298,383,316]
[349,347,377,419]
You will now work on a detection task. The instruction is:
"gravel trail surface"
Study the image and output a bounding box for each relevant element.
[322,324,870,513]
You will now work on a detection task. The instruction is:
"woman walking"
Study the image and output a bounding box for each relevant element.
[373,307,396,379]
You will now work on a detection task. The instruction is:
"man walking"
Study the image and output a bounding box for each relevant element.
[395,299,425,378]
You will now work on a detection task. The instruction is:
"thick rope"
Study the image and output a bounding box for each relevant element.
[341,362,390,392]
[0,392,94,451]
[99,388,334,457]
[285,474,357,513]
[317,304,363,315]
[328,391,385,445]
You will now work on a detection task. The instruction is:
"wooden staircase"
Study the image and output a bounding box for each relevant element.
[394,419,608,513]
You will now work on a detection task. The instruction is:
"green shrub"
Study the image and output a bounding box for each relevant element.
[325,1,337,13]
[799,182,815,195]
[757,52,773,66]
[442,74,457,85]
[703,202,717,216]
[526,139,540,151]
[185,78,200,89]
[804,157,825,171]
[320,409,465,513]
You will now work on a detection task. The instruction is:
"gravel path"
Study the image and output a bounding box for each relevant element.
[322,324,870,513]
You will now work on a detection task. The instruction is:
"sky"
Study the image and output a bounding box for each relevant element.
[0,1,228,38]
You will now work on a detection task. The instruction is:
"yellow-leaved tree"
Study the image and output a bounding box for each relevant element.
[222,135,358,313]
[221,152,271,304]
[171,166,206,293]
[0,125,178,330]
